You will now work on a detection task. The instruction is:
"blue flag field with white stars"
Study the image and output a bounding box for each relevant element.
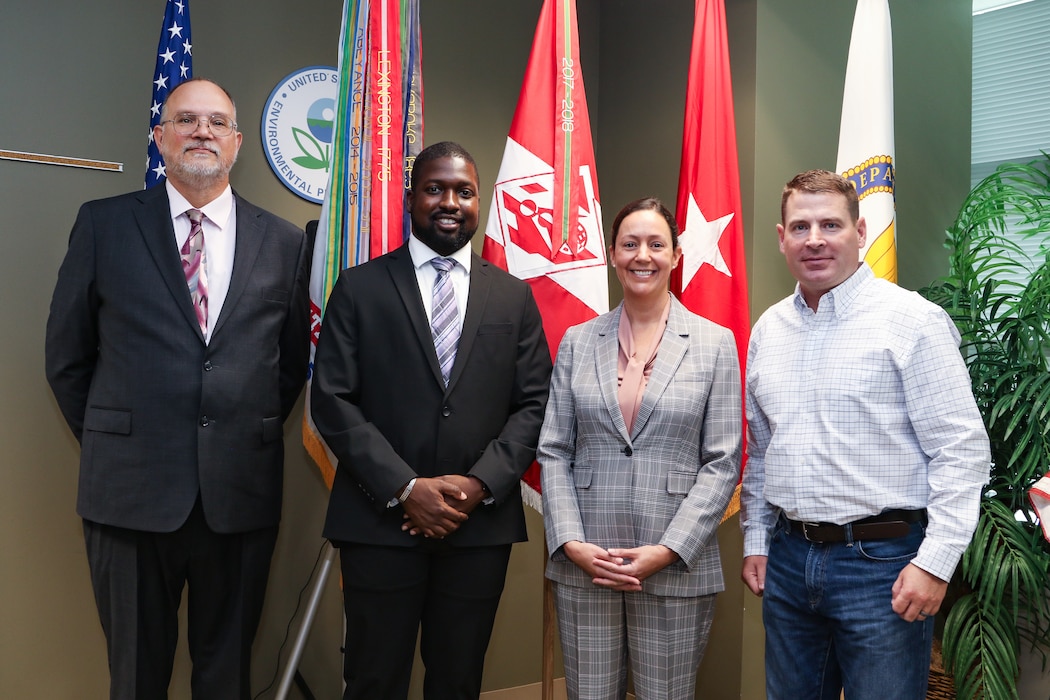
[145,0,192,188]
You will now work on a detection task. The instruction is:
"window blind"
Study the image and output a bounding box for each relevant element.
[972,0,1050,280]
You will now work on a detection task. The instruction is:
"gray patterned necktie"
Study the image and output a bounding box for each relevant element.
[430,257,460,386]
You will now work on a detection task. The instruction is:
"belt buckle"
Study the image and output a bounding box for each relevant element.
[801,522,822,542]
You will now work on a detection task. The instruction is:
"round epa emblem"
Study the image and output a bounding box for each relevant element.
[261,66,339,204]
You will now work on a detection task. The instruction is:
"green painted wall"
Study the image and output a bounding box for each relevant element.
[0,1,969,698]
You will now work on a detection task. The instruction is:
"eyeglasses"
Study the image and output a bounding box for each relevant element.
[161,113,238,137]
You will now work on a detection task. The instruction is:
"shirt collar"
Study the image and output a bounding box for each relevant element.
[165,181,234,229]
[408,234,473,273]
[792,262,874,318]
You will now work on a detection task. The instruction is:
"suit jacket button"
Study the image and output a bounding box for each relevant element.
[441,406,452,417]
[203,360,213,371]
[623,446,633,456]
[200,416,210,427]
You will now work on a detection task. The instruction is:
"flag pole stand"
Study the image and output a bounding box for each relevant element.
[542,541,555,700]
[275,540,338,700]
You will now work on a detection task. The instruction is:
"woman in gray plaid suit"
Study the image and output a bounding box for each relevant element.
[539,197,742,700]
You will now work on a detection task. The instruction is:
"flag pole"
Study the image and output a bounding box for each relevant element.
[274,541,338,700]
[542,542,555,700]
[296,1,421,697]
[481,2,606,694]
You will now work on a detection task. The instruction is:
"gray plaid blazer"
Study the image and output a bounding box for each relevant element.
[540,297,742,597]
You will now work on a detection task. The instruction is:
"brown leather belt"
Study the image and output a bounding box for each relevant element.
[784,509,927,543]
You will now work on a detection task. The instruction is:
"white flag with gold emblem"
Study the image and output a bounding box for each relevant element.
[836,0,896,282]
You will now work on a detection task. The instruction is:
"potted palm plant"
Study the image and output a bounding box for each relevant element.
[920,153,1050,700]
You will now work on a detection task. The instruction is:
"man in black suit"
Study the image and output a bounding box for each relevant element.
[45,78,310,699]
[311,141,552,699]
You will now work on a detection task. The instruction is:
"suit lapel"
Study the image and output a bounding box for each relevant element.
[388,248,446,388]
[132,186,203,340]
[447,254,491,393]
[631,299,690,439]
[213,194,265,339]
[594,305,631,444]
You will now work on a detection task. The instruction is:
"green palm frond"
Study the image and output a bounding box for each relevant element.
[920,153,1050,699]
[960,499,1049,620]
[942,593,1020,700]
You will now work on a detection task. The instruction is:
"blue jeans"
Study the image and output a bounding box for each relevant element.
[763,517,934,700]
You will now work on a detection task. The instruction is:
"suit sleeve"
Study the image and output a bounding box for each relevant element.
[278,226,312,421]
[466,285,553,503]
[45,203,100,442]
[538,330,586,556]
[660,328,742,569]
[310,272,417,504]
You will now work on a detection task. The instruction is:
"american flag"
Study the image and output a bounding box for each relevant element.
[145,0,193,188]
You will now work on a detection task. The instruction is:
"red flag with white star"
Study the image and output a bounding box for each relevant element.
[672,0,749,483]
[483,0,608,511]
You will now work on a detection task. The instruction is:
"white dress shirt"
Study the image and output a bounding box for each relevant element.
[740,264,990,581]
[165,181,236,344]
[407,233,471,328]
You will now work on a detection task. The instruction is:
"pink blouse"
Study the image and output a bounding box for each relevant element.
[616,299,671,434]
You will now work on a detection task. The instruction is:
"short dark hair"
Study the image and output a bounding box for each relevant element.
[781,170,859,224]
[409,141,478,191]
[610,197,679,249]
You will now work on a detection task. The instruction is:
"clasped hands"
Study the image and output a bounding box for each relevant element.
[562,540,679,592]
[399,475,487,539]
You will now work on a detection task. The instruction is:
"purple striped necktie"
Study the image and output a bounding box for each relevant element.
[181,209,209,336]
[430,257,460,386]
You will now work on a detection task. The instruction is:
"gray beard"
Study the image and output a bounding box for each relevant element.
[166,147,237,189]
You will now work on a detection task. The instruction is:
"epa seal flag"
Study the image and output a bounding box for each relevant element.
[836,0,896,283]
[483,0,608,511]
[672,0,749,494]
[145,0,192,188]
[303,0,423,489]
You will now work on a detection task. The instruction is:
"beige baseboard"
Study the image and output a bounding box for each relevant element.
[479,678,565,700]
[480,679,635,699]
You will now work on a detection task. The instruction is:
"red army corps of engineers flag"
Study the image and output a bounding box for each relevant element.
[483,0,608,512]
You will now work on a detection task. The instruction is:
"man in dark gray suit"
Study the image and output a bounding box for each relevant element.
[45,78,311,699]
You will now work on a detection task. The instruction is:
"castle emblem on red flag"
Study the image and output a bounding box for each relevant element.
[489,162,605,280]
